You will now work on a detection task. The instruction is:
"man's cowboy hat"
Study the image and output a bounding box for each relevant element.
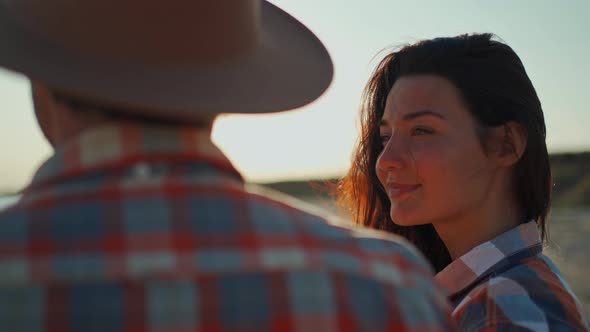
[0,0,333,118]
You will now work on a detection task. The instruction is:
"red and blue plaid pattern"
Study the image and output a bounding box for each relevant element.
[436,221,589,331]
[0,124,455,331]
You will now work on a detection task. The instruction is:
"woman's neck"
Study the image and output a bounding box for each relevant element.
[433,188,524,261]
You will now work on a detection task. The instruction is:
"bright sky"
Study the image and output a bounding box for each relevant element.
[1,0,589,192]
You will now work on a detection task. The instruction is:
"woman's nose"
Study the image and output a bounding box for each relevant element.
[376,134,409,171]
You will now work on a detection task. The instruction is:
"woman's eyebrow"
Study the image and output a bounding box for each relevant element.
[402,110,446,121]
[379,109,445,127]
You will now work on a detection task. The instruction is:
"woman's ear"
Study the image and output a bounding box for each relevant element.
[493,121,528,167]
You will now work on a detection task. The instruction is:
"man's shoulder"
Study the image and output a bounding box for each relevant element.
[0,183,456,330]
[246,184,417,241]
[0,181,434,284]
[244,184,434,271]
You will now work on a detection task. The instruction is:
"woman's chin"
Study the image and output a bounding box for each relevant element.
[390,210,426,227]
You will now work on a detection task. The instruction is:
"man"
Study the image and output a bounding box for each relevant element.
[0,1,454,331]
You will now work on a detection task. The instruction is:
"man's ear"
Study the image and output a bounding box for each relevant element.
[493,121,528,167]
[31,81,58,146]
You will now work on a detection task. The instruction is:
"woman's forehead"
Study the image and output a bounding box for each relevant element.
[382,75,465,121]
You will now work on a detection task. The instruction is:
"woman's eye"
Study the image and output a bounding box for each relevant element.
[411,127,433,136]
[380,134,391,146]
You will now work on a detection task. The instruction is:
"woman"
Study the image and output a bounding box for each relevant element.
[338,33,589,331]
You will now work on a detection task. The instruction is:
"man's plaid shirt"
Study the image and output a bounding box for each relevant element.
[0,124,454,331]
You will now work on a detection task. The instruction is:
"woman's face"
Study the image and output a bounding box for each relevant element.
[376,74,496,227]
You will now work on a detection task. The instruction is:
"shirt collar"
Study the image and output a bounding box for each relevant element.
[435,221,542,297]
[28,123,242,191]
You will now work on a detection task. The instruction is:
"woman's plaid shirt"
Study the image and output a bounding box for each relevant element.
[436,221,589,331]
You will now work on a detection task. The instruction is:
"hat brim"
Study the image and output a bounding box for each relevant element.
[0,2,333,116]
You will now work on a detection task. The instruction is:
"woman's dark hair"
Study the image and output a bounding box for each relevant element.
[337,33,551,272]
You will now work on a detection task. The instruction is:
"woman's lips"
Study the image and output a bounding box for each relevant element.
[386,183,421,200]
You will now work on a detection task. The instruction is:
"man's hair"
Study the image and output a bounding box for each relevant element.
[52,91,215,128]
